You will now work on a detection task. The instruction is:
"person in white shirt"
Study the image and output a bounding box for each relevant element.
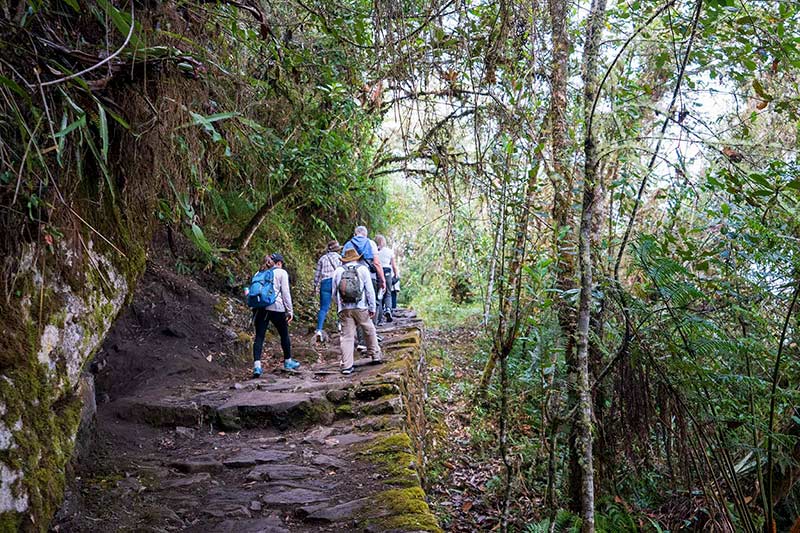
[252,253,300,377]
[331,247,382,374]
[375,235,398,323]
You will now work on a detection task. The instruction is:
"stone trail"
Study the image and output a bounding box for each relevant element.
[55,310,440,533]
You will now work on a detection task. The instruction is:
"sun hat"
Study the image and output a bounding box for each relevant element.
[341,248,362,263]
[270,252,285,264]
[326,240,342,252]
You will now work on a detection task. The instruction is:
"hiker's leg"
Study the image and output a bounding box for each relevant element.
[357,309,381,359]
[339,310,356,369]
[382,271,393,316]
[371,278,380,327]
[268,310,292,361]
[317,278,333,331]
[391,290,397,309]
[252,309,269,362]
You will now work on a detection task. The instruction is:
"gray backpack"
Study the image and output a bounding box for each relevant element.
[339,265,363,303]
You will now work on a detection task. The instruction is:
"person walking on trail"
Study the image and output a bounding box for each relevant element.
[313,240,342,342]
[251,253,300,377]
[375,235,398,324]
[342,226,385,337]
[332,247,382,374]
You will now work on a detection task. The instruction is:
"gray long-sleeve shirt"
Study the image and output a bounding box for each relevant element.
[265,268,293,315]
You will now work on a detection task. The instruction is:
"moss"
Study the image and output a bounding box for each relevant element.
[354,383,400,401]
[360,433,419,487]
[335,403,354,417]
[0,511,23,532]
[0,360,83,533]
[293,397,334,427]
[362,487,442,533]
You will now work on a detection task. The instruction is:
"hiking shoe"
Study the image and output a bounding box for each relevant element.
[356,344,367,353]
[341,366,355,375]
[252,366,263,378]
[283,359,300,370]
[371,354,383,364]
[376,335,384,343]
[315,330,324,343]
[385,312,393,323]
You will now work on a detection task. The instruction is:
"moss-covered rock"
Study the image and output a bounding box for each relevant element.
[361,487,442,533]
[0,240,144,531]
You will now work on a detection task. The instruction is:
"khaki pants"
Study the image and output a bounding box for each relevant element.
[339,308,381,369]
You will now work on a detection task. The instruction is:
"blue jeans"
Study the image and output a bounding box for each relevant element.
[316,278,333,331]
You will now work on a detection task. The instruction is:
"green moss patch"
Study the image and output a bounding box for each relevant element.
[362,487,442,532]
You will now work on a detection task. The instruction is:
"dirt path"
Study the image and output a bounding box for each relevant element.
[52,264,439,533]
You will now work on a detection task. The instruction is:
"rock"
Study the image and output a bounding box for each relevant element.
[161,473,211,489]
[245,464,320,481]
[304,497,369,522]
[168,458,223,474]
[311,454,347,469]
[118,397,203,428]
[324,432,375,446]
[355,415,403,432]
[353,383,399,401]
[249,500,262,512]
[223,449,293,468]
[174,426,195,439]
[202,503,251,519]
[216,391,335,430]
[325,389,349,404]
[356,396,403,416]
[230,382,245,390]
[208,518,289,533]
[262,488,331,505]
[302,426,334,444]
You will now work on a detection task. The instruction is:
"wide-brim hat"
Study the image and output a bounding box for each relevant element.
[327,240,342,252]
[341,248,362,263]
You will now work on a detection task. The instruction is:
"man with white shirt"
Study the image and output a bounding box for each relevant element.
[331,247,382,374]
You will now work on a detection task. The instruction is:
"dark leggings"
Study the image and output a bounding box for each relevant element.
[381,269,393,315]
[253,309,292,361]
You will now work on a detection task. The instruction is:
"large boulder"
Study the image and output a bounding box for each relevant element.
[0,239,144,531]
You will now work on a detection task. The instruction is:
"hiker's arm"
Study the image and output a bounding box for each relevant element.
[313,258,322,289]
[282,272,293,318]
[373,255,386,290]
[391,255,399,278]
[363,269,376,314]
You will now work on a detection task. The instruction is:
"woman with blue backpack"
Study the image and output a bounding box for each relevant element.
[246,253,300,377]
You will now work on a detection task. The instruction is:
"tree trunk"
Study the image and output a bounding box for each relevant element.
[575,0,607,529]
[234,177,296,252]
[547,0,583,511]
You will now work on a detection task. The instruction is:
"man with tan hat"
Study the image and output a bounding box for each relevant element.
[331,247,382,374]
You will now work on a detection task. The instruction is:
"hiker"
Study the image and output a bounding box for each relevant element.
[342,226,385,343]
[391,272,400,310]
[313,240,342,342]
[249,253,300,377]
[375,235,398,324]
[332,247,381,374]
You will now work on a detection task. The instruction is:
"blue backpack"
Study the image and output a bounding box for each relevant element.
[247,269,277,308]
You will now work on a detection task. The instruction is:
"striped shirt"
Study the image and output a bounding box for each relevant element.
[314,252,342,288]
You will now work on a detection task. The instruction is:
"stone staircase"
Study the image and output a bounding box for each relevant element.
[57,310,440,533]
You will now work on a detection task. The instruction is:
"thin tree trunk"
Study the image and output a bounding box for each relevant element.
[235,177,296,252]
[575,0,607,529]
[547,0,581,510]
